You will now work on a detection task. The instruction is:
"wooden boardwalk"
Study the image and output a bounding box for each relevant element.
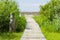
[21,15,46,40]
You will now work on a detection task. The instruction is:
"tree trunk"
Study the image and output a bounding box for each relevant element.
[9,13,15,32]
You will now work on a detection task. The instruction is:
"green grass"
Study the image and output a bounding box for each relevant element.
[34,16,60,40]
[41,27,60,40]
[0,32,23,40]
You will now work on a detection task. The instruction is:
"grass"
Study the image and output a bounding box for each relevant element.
[0,32,23,40]
[34,16,60,40]
[41,27,60,40]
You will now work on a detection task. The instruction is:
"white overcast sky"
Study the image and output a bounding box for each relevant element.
[16,0,50,12]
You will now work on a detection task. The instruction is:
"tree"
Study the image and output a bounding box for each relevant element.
[40,0,60,21]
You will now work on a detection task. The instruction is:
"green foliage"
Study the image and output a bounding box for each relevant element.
[41,26,60,40]
[0,32,23,40]
[40,0,60,21]
[34,0,60,32]
[34,16,60,40]
[15,16,26,32]
[0,0,26,32]
[0,0,10,32]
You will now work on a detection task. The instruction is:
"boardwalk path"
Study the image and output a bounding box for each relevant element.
[21,15,46,40]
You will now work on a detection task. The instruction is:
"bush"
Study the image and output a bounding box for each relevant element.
[34,0,60,40]
[36,0,60,32]
[15,16,26,32]
[0,0,26,32]
[0,0,10,32]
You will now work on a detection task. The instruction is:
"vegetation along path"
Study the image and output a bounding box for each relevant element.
[21,15,46,40]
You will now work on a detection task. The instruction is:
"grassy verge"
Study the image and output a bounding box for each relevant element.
[34,16,60,40]
[41,27,60,40]
[0,32,23,40]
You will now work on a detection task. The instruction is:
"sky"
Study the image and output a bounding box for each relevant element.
[16,0,50,12]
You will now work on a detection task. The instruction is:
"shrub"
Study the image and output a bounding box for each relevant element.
[0,0,26,32]
[15,16,26,32]
[0,0,10,32]
[34,0,60,32]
